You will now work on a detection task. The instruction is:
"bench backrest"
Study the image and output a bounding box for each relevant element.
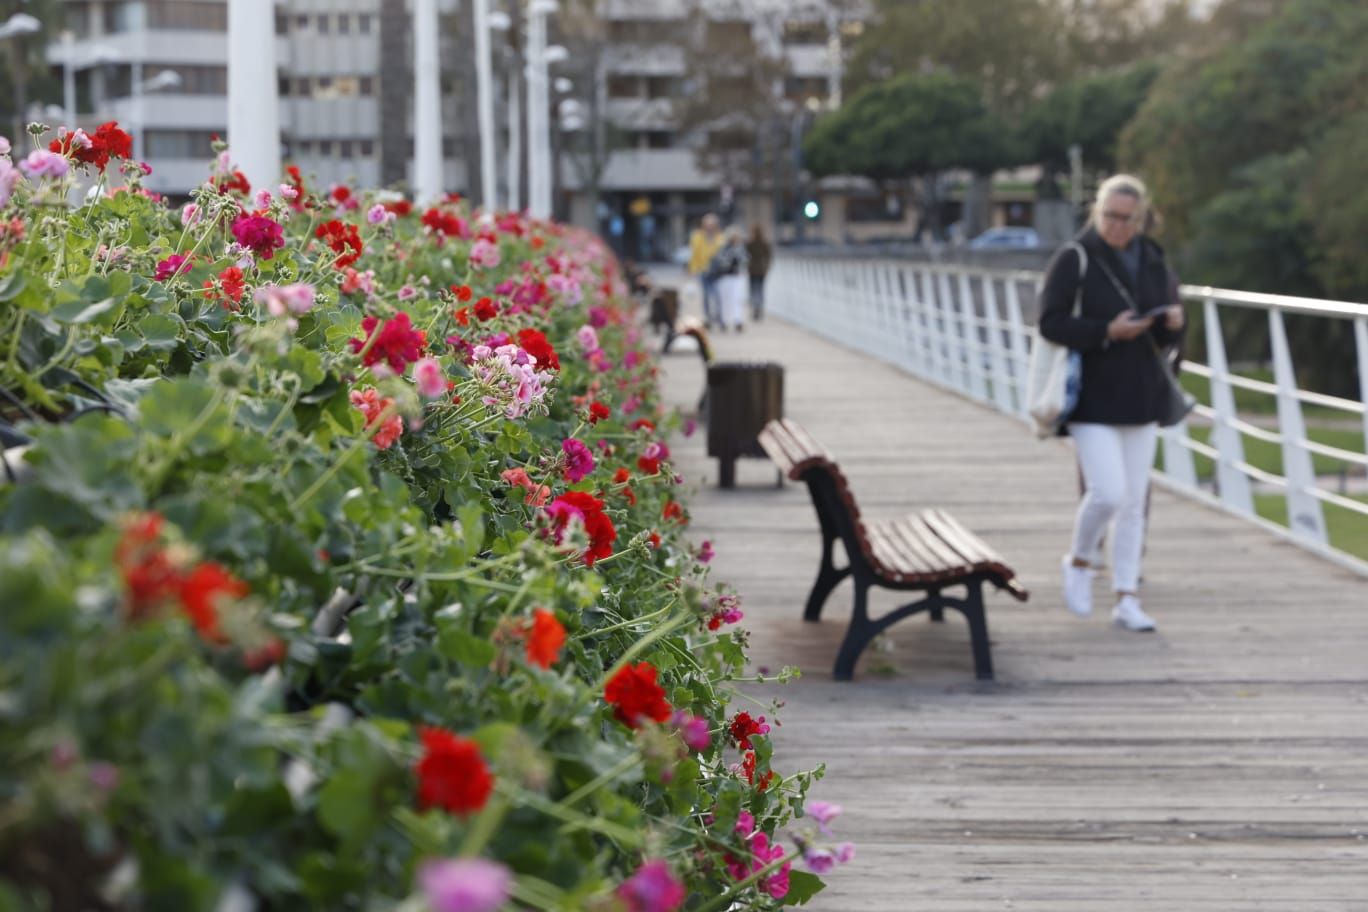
[757,419,888,576]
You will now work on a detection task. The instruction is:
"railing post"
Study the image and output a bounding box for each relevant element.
[1202,298,1251,511]
[897,265,924,379]
[934,268,959,390]
[981,276,1013,415]
[1356,317,1368,461]
[956,271,988,403]
[1003,278,1032,422]
[1268,308,1327,545]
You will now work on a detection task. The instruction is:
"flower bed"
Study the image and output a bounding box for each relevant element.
[0,126,848,910]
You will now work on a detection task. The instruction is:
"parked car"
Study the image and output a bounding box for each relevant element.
[967,227,1042,250]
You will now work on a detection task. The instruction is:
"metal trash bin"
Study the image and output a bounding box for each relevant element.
[706,361,784,488]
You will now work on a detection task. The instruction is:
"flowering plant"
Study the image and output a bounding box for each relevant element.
[0,127,838,909]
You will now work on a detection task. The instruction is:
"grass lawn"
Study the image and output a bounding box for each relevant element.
[1180,368,1353,422]
[1254,493,1368,562]
[1184,425,1367,479]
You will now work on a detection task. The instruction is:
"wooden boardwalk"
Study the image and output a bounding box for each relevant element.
[657,300,1368,910]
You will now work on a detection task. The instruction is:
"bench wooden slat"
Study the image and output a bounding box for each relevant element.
[867,524,929,580]
[883,519,946,579]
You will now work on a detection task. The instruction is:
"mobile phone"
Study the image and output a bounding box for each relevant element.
[1131,306,1168,321]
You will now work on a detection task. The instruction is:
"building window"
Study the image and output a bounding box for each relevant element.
[103,1,143,34]
[640,130,673,149]
[358,139,375,157]
[146,65,227,95]
[358,14,373,34]
[644,76,674,99]
[145,129,221,159]
[359,76,375,96]
[278,76,291,97]
[846,190,905,223]
[318,140,334,156]
[607,75,639,99]
[337,13,350,34]
[293,13,309,30]
[146,1,228,31]
[316,13,330,34]
[782,20,826,45]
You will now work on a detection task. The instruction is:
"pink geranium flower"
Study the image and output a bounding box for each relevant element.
[154,254,191,282]
[413,357,447,398]
[19,149,70,179]
[418,858,511,912]
[469,238,501,269]
[617,859,686,912]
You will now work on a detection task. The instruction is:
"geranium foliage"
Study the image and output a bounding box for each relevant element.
[0,131,849,910]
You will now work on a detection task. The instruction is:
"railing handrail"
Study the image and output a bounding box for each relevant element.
[767,252,1368,576]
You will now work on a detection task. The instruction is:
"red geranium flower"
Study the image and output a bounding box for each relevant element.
[421,207,466,238]
[383,198,413,217]
[115,513,181,618]
[49,121,133,172]
[727,712,771,751]
[589,402,611,424]
[285,165,309,210]
[473,297,499,321]
[662,500,685,524]
[316,219,363,269]
[414,726,494,816]
[545,491,617,566]
[451,284,473,302]
[216,169,251,196]
[524,607,566,669]
[177,561,249,643]
[348,312,427,374]
[604,662,672,729]
[516,328,560,371]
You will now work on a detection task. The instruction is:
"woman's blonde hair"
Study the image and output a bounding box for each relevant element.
[1090,174,1150,231]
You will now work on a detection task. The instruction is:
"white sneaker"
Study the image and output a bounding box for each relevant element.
[1112,595,1156,632]
[1061,555,1094,617]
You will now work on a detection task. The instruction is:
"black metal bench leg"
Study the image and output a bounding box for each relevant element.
[833,578,873,681]
[960,582,994,681]
[929,607,945,623]
[804,532,848,622]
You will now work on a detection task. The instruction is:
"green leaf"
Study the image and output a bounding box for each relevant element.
[0,271,25,302]
[52,296,118,324]
[437,624,496,668]
[781,871,827,906]
[139,312,184,350]
[138,379,232,455]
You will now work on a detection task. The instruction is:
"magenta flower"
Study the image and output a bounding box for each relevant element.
[367,203,392,225]
[697,540,714,564]
[803,848,836,875]
[181,202,201,226]
[88,761,120,794]
[414,357,448,398]
[805,800,843,836]
[837,842,856,863]
[253,188,273,209]
[672,710,711,752]
[562,438,595,483]
[0,157,22,207]
[617,859,686,912]
[398,284,417,301]
[19,149,70,179]
[154,254,191,282]
[576,324,600,353]
[418,858,511,912]
[230,213,285,260]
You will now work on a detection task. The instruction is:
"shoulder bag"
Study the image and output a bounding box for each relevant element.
[1026,242,1086,439]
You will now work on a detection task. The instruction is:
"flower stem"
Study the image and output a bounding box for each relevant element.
[696,847,803,912]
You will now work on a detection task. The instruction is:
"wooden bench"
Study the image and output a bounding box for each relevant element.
[758,418,1029,681]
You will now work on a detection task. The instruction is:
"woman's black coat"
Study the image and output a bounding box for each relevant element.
[1037,227,1185,427]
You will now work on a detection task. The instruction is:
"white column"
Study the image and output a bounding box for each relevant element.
[227,0,281,193]
[1356,317,1368,464]
[506,67,522,211]
[525,0,553,218]
[413,0,444,204]
[473,0,497,212]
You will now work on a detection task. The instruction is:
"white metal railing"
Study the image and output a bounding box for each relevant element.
[768,253,1368,576]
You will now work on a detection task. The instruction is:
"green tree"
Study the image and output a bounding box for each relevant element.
[1018,60,1160,176]
[804,72,1015,237]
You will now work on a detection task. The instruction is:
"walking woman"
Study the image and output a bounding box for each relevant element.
[711,226,750,332]
[1037,174,1186,632]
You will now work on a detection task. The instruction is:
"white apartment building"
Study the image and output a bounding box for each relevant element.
[560,0,905,259]
[49,0,469,199]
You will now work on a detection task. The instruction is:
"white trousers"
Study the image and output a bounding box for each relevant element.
[718,274,747,328]
[1069,422,1159,593]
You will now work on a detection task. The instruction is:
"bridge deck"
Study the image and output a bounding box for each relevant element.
[658,302,1368,910]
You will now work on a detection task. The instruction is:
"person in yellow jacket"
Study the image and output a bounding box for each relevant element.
[687,213,724,328]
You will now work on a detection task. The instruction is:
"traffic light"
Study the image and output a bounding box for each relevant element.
[803,200,820,220]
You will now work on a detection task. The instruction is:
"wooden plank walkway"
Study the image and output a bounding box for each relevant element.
[656,296,1368,910]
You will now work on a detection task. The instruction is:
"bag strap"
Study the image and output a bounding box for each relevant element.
[1064,241,1087,318]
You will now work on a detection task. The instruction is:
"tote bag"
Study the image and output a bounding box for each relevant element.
[1026,242,1086,438]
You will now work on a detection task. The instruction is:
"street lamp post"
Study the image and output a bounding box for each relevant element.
[472,0,497,212]
[413,0,444,204]
[227,0,280,192]
[525,0,559,219]
[0,12,42,140]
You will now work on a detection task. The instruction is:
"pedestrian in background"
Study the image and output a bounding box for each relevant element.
[1037,174,1186,633]
[745,223,772,321]
[711,226,750,333]
[688,213,724,329]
